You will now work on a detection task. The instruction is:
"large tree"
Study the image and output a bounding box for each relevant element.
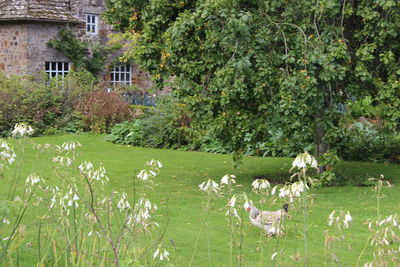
[104,0,400,158]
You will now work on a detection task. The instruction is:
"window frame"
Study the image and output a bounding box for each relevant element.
[86,13,99,35]
[110,64,132,86]
[45,61,71,79]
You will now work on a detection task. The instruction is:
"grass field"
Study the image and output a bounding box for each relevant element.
[1,134,400,266]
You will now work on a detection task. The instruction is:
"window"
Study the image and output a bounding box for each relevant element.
[110,64,131,86]
[45,61,70,79]
[86,14,99,35]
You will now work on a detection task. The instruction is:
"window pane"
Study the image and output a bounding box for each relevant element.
[51,62,56,70]
[115,74,119,81]
[45,62,50,71]
[121,73,125,81]
[126,73,130,81]
[110,73,114,81]
[115,65,119,72]
[64,62,69,71]
[58,62,63,71]
[87,15,90,23]
[120,65,125,72]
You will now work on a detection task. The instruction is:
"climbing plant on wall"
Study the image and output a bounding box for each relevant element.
[47,29,116,77]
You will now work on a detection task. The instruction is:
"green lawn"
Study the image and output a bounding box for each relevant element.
[2,134,400,266]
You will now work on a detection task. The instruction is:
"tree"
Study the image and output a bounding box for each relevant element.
[104,0,400,159]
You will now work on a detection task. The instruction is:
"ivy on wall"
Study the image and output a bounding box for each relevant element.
[47,29,116,77]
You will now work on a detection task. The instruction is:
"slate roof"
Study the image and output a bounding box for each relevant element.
[0,0,82,23]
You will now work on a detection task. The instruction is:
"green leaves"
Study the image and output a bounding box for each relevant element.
[104,0,400,159]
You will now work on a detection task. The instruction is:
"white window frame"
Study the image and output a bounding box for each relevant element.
[86,14,99,35]
[110,64,132,86]
[45,61,71,79]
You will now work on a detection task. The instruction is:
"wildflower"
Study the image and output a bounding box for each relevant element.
[63,187,79,208]
[2,218,10,225]
[199,179,220,193]
[227,195,237,207]
[11,123,34,137]
[79,161,109,185]
[343,211,352,228]
[153,248,170,261]
[52,156,73,167]
[252,179,270,190]
[25,174,43,186]
[220,174,236,185]
[271,186,278,195]
[328,211,335,226]
[137,169,151,180]
[59,141,81,152]
[117,193,131,211]
[0,140,16,171]
[291,151,318,170]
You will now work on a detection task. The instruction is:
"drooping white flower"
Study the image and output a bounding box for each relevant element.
[291,151,318,170]
[0,140,16,171]
[11,123,34,137]
[271,186,278,195]
[252,179,270,190]
[199,179,220,193]
[328,211,335,226]
[153,248,170,261]
[25,174,43,186]
[343,211,352,228]
[220,174,236,185]
[117,193,131,211]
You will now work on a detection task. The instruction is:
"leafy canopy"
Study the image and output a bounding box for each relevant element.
[104,0,400,156]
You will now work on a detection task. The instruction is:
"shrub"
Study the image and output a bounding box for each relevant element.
[75,90,133,133]
[107,96,197,149]
[0,71,95,137]
[334,120,400,163]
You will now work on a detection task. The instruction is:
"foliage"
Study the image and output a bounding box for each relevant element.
[107,96,196,148]
[75,90,133,133]
[47,29,116,77]
[104,0,400,162]
[334,120,400,163]
[0,71,95,136]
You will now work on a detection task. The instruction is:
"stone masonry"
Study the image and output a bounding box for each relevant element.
[0,0,152,89]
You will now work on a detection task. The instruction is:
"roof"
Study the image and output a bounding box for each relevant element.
[0,0,82,23]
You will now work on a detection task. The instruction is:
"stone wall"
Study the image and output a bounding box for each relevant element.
[26,22,71,74]
[0,22,28,74]
[0,0,153,89]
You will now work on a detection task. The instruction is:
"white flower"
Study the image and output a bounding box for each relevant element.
[25,174,43,186]
[291,151,318,170]
[227,195,237,207]
[278,188,288,198]
[12,123,34,137]
[328,211,335,226]
[271,186,278,195]
[199,179,220,193]
[117,193,131,211]
[137,170,150,180]
[153,248,170,261]
[343,211,352,228]
[252,179,270,190]
[0,140,16,171]
[220,174,236,185]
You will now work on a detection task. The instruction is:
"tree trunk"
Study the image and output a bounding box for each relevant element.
[314,117,329,172]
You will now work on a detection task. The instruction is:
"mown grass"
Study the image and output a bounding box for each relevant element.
[2,133,400,266]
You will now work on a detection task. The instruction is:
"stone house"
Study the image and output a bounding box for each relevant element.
[0,0,151,89]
